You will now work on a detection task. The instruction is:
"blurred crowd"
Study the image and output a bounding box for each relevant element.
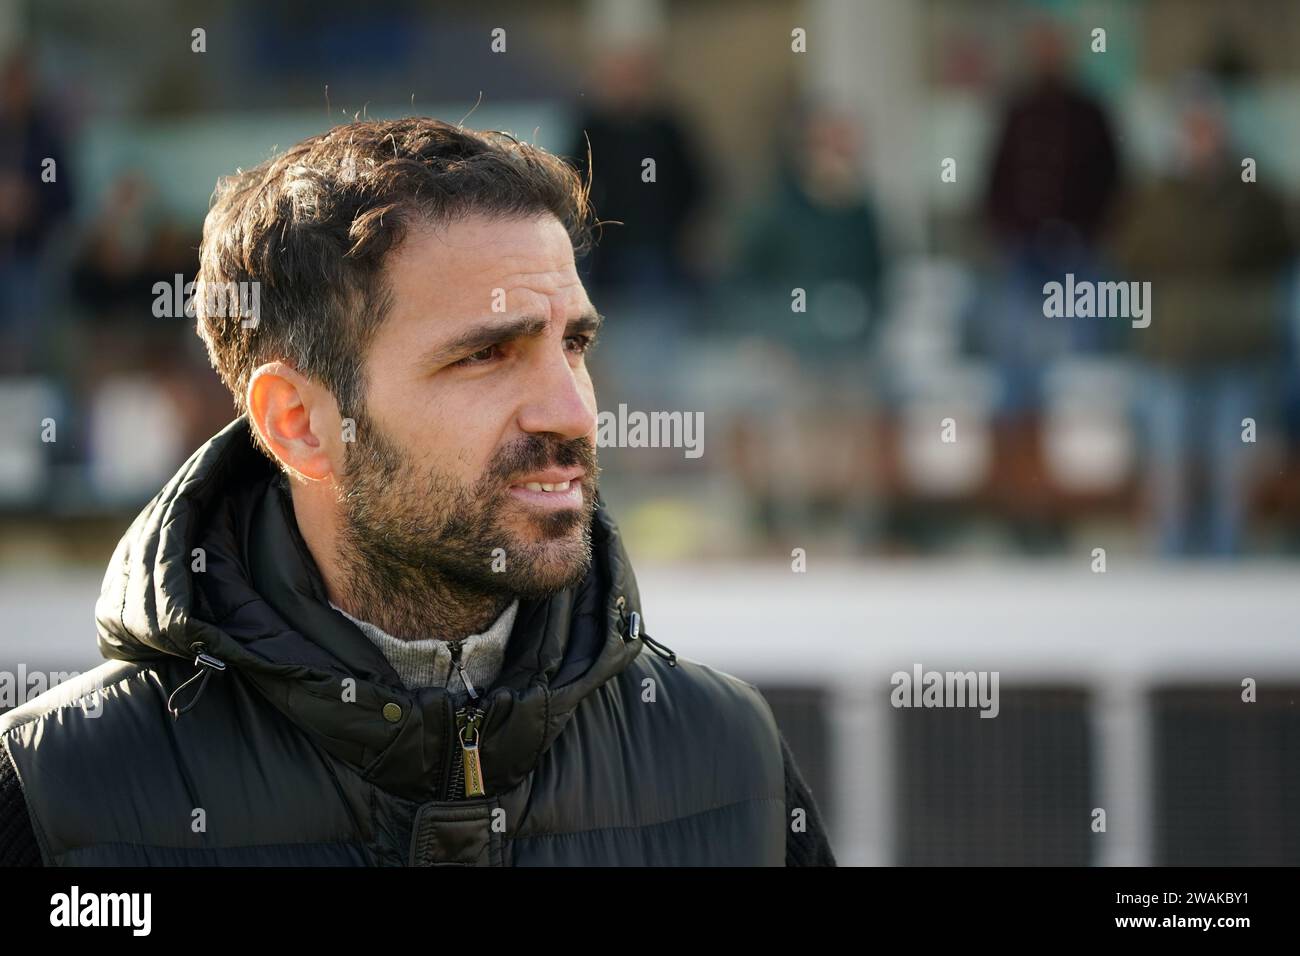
[565,21,1300,560]
[2,9,1299,559]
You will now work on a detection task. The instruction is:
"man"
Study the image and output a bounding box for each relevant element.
[981,17,1123,414]
[0,118,835,866]
[1110,77,1293,555]
[0,53,74,374]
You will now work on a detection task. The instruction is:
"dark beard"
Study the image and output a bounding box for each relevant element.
[333,406,600,640]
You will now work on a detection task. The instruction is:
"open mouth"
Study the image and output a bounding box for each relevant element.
[519,479,574,493]
[507,469,585,509]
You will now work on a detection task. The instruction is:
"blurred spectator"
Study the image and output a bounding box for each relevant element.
[985,21,1120,251]
[730,103,886,360]
[566,39,712,412]
[71,171,193,327]
[566,40,709,304]
[65,169,224,487]
[1111,75,1294,556]
[70,170,198,390]
[978,18,1122,412]
[718,104,886,548]
[0,53,73,374]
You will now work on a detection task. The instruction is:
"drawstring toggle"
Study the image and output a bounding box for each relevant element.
[167,646,227,718]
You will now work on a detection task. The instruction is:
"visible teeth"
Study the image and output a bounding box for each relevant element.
[523,480,571,493]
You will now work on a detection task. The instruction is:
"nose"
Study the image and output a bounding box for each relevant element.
[516,346,597,441]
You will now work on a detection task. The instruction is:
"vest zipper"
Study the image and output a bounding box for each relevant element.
[446,641,486,799]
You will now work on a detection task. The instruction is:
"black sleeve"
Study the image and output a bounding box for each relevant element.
[0,743,43,866]
[779,730,837,866]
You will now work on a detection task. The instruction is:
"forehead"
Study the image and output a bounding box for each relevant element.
[381,213,589,327]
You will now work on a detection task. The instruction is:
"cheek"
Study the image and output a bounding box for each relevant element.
[361,351,517,486]
[398,393,516,483]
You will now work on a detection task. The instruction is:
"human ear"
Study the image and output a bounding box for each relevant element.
[246,362,339,481]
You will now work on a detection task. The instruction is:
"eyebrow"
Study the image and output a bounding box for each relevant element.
[425,311,604,367]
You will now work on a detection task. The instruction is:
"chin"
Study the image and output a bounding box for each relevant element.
[505,563,590,599]
[504,534,592,596]
[502,500,588,539]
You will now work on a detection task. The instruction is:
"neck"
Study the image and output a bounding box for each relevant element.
[288,480,511,641]
[334,561,511,642]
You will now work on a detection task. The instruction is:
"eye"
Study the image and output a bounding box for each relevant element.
[564,333,595,356]
[453,344,501,367]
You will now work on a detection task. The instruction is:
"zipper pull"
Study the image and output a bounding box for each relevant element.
[447,640,479,701]
[455,707,487,798]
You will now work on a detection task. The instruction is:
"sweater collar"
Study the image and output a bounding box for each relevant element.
[329,598,518,695]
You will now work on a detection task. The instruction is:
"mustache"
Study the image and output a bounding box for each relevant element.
[484,434,599,488]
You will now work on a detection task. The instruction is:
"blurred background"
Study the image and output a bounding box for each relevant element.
[1,0,1299,865]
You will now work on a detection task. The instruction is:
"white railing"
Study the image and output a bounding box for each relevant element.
[634,561,1300,866]
[3,561,1298,865]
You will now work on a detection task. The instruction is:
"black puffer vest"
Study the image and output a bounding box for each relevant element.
[0,418,786,865]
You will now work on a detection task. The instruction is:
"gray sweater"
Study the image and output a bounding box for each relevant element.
[329,600,519,706]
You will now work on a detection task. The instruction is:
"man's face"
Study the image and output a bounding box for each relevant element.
[337,213,601,602]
